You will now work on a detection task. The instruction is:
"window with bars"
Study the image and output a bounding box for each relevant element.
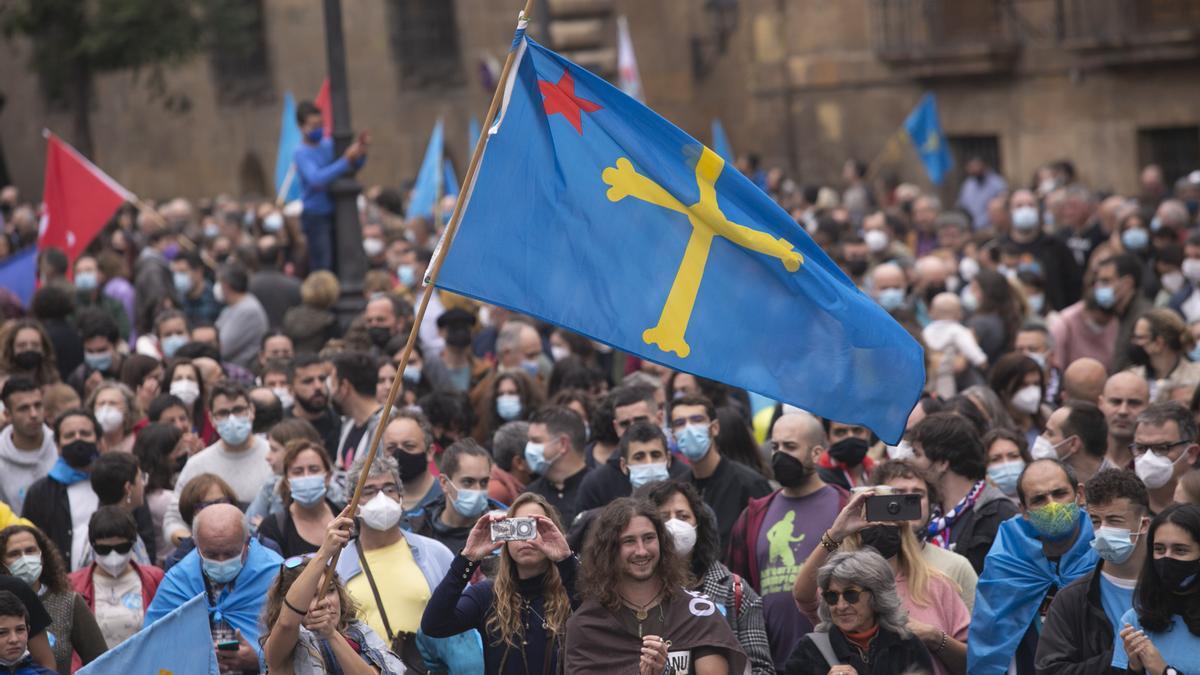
[946,134,1002,184]
[386,0,465,90]
[1138,126,1200,187]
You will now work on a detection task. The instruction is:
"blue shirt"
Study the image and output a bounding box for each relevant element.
[1111,608,1200,672]
[1098,572,1135,637]
[293,137,365,215]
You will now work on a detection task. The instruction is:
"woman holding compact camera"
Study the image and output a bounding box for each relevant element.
[420,492,579,675]
[791,471,970,675]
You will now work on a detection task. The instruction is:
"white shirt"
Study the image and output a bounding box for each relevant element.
[68,481,99,571]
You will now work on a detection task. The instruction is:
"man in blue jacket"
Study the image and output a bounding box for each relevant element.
[293,100,367,272]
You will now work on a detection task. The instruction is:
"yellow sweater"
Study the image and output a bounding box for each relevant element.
[0,501,32,531]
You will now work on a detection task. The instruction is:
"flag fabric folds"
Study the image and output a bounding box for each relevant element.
[409,119,445,219]
[711,119,734,164]
[78,593,219,675]
[904,93,953,185]
[616,15,643,102]
[0,247,36,307]
[435,36,924,442]
[314,78,333,137]
[40,131,134,264]
[274,92,303,203]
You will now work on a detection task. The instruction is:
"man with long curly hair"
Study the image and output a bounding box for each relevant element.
[564,497,747,674]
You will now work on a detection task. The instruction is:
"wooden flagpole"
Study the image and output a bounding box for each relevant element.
[319,0,535,592]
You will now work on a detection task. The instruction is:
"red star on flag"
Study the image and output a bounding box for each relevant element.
[538,68,602,134]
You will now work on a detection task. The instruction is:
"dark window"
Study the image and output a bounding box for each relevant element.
[1135,0,1200,31]
[948,134,1001,175]
[1138,126,1200,187]
[208,0,274,106]
[386,0,464,89]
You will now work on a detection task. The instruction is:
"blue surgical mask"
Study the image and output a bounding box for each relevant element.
[402,365,422,383]
[201,552,245,585]
[1150,216,1164,232]
[1027,294,1045,315]
[84,351,113,372]
[675,424,712,462]
[263,212,284,233]
[524,441,552,475]
[520,359,541,378]
[397,264,416,287]
[877,287,905,311]
[1121,228,1149,251]
[173,271,193,295]
[288,475,327,507]
[162,334,189,358]
[216,415,253,446]
[1090,525,1139,564]
[75,271,98,291]
[1094,285,1116,309]
[450,482,489,518]
[987,460,1024,496]
[629,462,669,489]
[496,394,522,421]
[305,128,324,144]
[1189,344,1200,362]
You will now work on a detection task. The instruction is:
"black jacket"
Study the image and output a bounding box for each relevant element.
[948,484,1020,574]
[1035,564,1119,675]
[783,625,933,675]
[23,477,157,569]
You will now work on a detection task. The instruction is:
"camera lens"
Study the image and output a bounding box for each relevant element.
[887,500,900,515]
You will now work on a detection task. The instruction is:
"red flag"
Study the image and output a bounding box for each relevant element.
[314,79,333,136]
[40,131,135,264]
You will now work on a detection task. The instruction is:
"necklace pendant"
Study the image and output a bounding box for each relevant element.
[635,609,648,621]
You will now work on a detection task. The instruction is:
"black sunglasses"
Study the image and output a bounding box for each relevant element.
[822,589,869,606]
[93,541,134,556]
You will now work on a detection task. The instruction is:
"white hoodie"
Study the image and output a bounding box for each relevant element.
[0,424,57,513]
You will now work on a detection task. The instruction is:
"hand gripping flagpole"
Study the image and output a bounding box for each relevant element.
[319,0,535,594]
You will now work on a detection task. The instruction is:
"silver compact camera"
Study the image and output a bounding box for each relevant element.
[490,516,537,542]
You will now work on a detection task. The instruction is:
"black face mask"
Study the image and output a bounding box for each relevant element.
[61,440,99,469]
[1127,344,1151,368]
[859,525,903,560]
[771,451,812,488]
[844,259,869,278]
[924,284,947,305]
[828,437,870,467]
[1154,556,1200,593]
[394,448,428,482]
[367,327,392,348]
[444,325,472,349]
[13,350,43,371]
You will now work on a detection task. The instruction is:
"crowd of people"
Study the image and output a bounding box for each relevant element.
[0,101,1198,674]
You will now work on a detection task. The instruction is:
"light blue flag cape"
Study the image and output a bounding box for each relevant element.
[80,592,218,674]
[904,93,953,185]
[711,119,734,164]
[144,538,283,661]
[435,34,924,442]
[0,247,36,307]
[274,92,303,203]
[967,514,1098,675]
[408,118,445,219]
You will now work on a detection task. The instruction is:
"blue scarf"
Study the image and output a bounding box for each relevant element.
[48,458,89,485]
[967,514,1098,675]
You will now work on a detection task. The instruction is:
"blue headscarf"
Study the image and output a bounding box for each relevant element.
[967,514,1098,674]
[144,538,283,660]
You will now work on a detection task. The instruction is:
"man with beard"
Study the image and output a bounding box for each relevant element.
[363,295,409,353]
[727,411,848,672]
[564,497,747,674]
[328,351,384,481]
[287,353,341,454]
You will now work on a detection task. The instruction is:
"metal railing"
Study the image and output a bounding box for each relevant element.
[1061,0,1200,46]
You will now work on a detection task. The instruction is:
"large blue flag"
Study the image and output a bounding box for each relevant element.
[274,92,303,203]
[79,593,218,674]
[435,36,923,441]
[408,118,445,219]
[904,93,952,185]
[0,247,36,307]
[711,119,734,164]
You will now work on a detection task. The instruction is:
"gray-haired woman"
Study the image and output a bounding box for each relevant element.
[783,549,933,675]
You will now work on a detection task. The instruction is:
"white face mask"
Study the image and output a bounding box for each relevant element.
[271,387,294,409]
[96,550,133,577]
[95,405,125,433]
[1011,385,1042,415]
[1134,449,1187,490]
[664,518,697,556]
[1182,258,1200,283]
[170,379,200,405]
[864,229,889,253]
[359,491,403,531]
[1030,435,1060,461]
[1161,270,1185,295]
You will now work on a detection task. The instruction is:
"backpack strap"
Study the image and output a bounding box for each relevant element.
[807,632,841,667]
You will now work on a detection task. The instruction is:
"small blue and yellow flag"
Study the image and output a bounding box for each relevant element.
[78,593,218,675]
[437,36,923,441]
[904,93,953,186]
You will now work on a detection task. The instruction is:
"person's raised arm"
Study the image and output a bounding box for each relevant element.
[295,144,352,191]
[421,513,501,637]
[264,508,353,674]
[792,490,873,616]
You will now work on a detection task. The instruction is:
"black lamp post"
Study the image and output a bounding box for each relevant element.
[322,0,367,322]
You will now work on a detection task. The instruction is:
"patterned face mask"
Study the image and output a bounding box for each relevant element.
[1026,501,1080,541]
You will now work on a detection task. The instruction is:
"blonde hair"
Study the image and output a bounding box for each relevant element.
[1142,307,1195,354]
[846,525,954,607]
[300,271,340,309]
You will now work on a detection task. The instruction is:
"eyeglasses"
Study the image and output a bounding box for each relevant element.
[282,553,318,570]
[211,405,250,421]
[821,588,869,606]
[93,541,134,556]
[360,483,402,500]
[1128,440,1191,457]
